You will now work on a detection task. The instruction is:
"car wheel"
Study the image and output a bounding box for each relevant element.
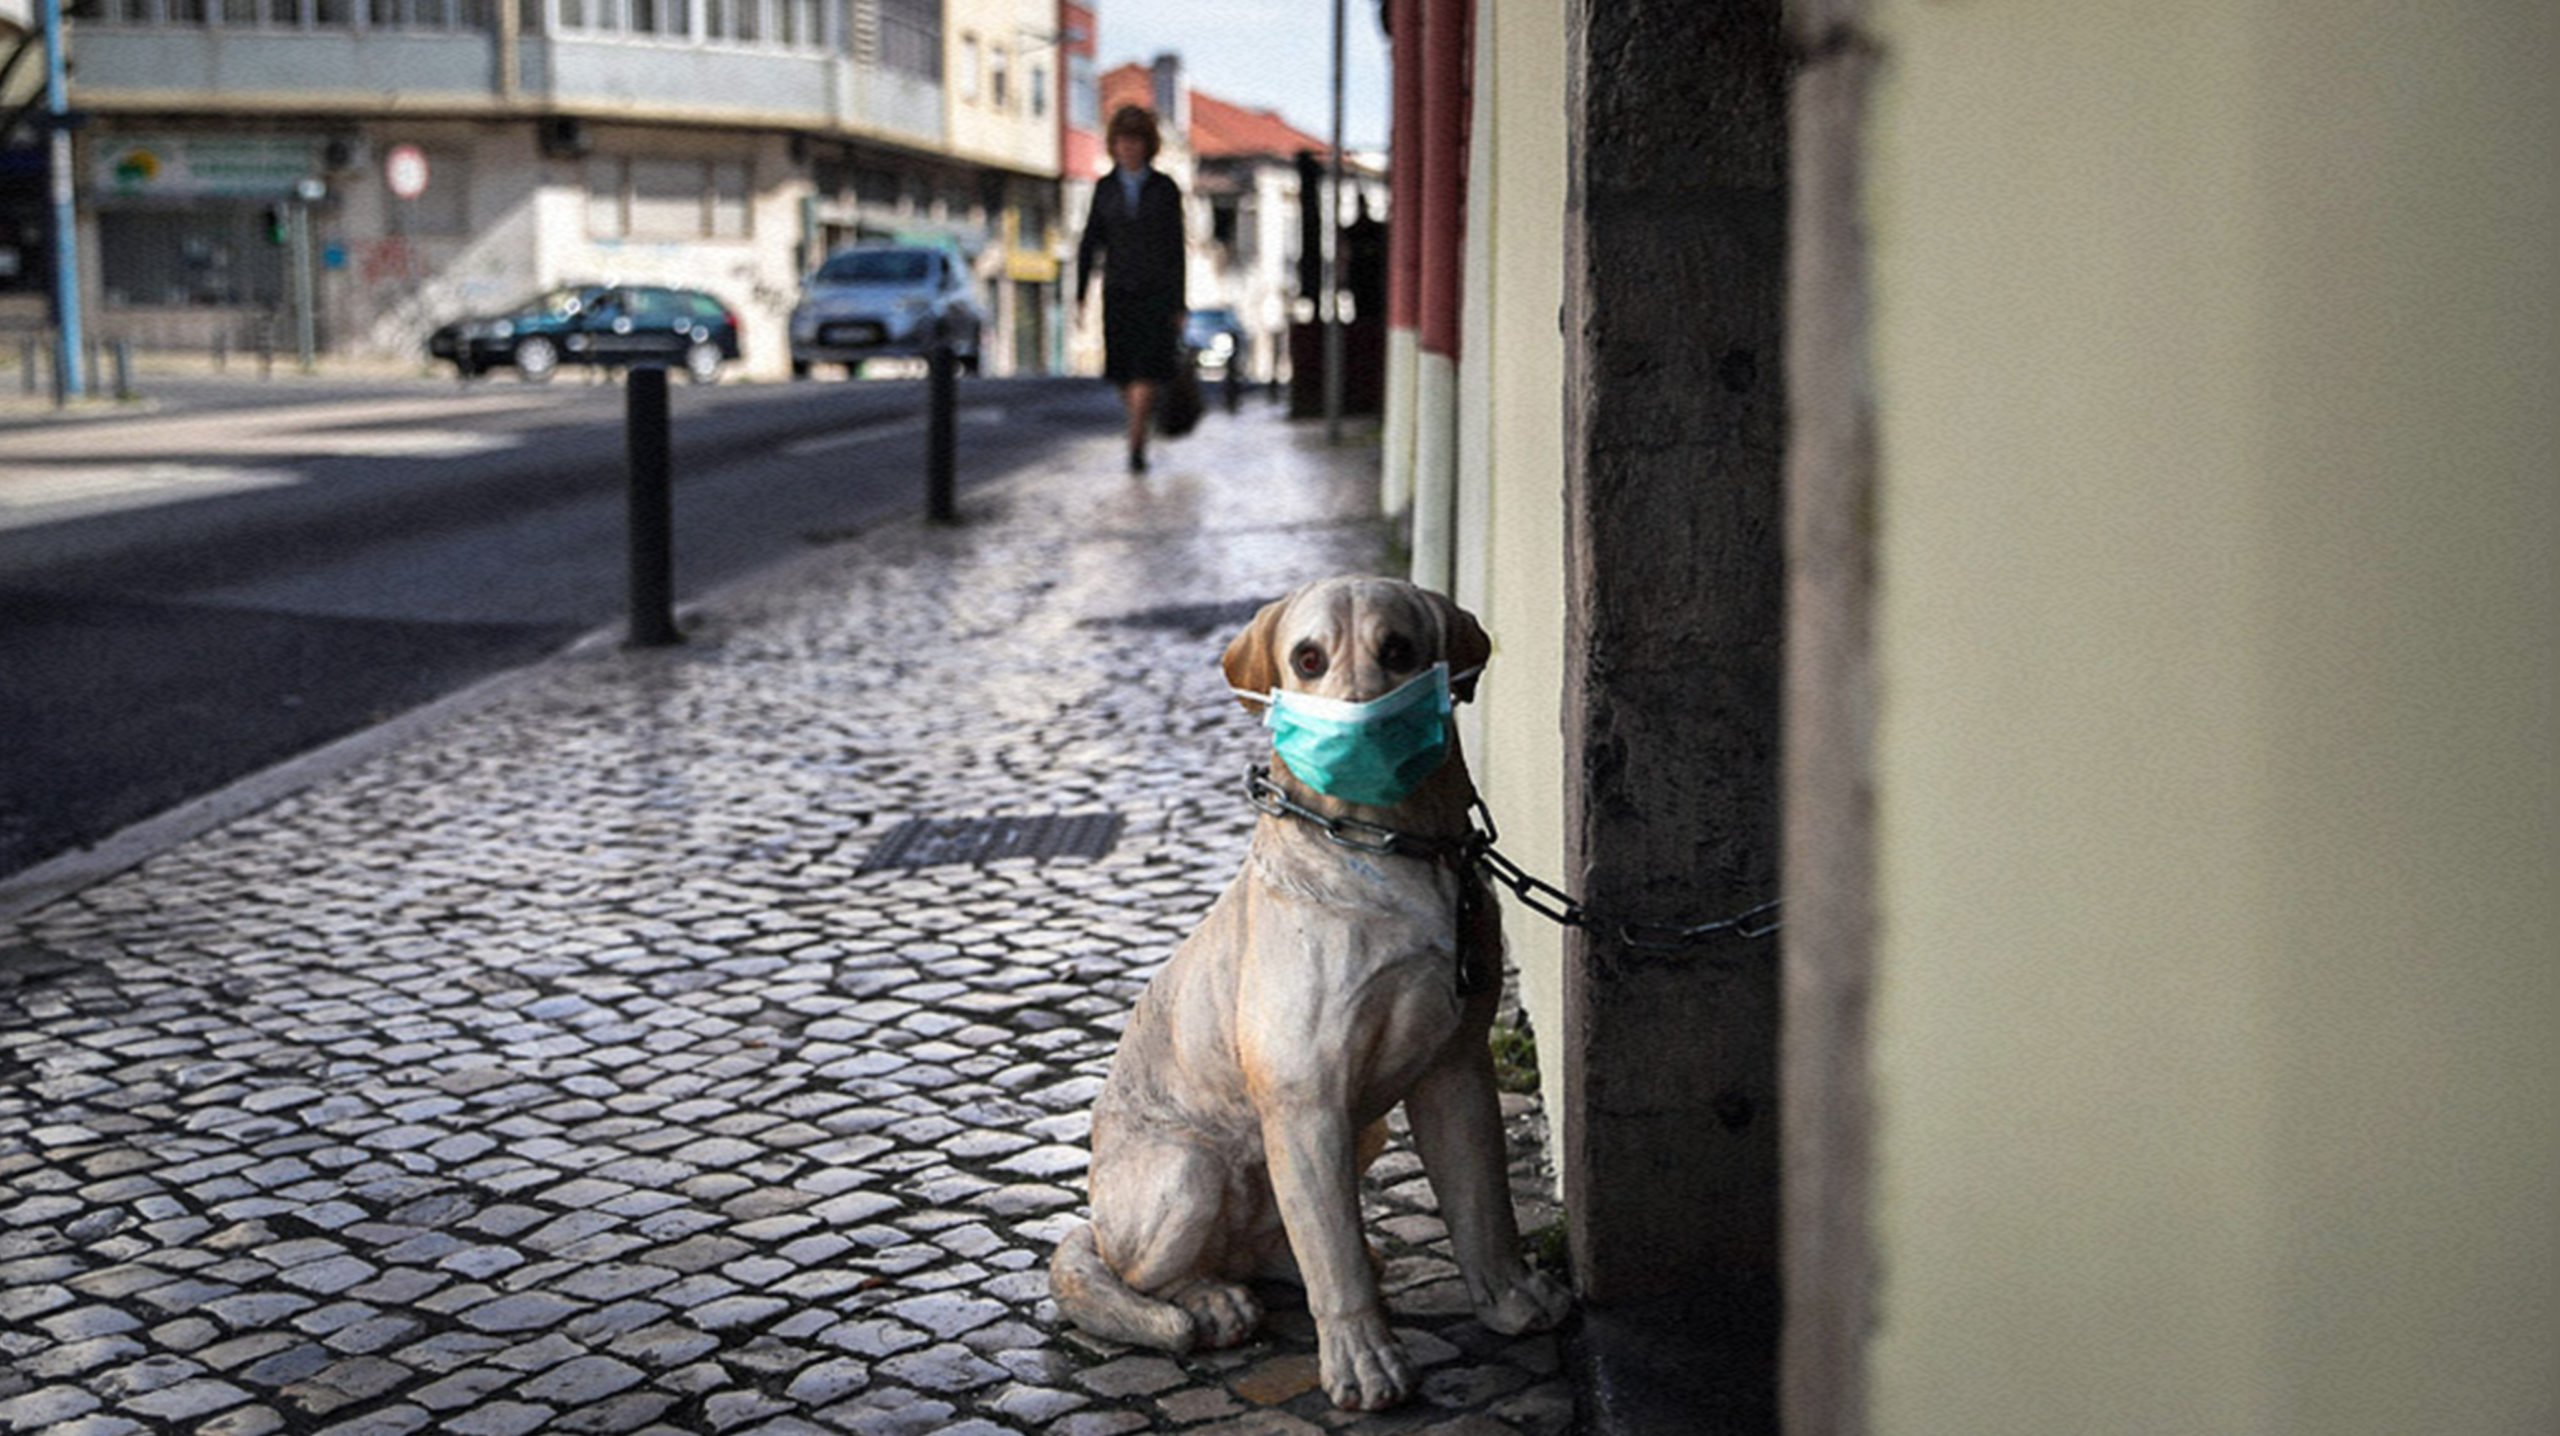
[514,336,559,384]
[683,341,724,385]
[791,359,812,379]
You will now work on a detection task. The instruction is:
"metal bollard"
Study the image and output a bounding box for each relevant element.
[214,332,229,372]
[18,337,35,395]
[624,365,682,648]
[111,339,135,402]
[925,342,957,524]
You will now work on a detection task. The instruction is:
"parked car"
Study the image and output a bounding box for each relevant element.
[429,284,741,384]
[789,245,983,377]
[1184,306,1249,382]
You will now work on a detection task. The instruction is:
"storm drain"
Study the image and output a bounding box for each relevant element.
[857,812,1125,873]
[1080,596,1275,635]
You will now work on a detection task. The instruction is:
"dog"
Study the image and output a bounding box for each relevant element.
[1049,576,1571,1411]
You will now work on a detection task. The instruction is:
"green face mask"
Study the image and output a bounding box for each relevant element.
[1237,663,1455,807]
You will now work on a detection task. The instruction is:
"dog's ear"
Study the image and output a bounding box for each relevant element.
[1426,591,1492,702]
[1222,593,1292,710]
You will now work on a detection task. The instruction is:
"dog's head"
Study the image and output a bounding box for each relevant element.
[1222,577,1491,710]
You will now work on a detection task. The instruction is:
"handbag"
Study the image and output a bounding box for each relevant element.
[1157,357,1205,438]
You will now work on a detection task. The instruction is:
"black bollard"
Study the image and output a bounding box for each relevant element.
[111,339,135,402]
[925,342,957,524]
[625,365,682,647]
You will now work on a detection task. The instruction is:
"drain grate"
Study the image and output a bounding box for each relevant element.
[1081,597,1275,634]
[858,812,1125,873]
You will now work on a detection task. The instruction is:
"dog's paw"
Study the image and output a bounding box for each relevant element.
[1317,1310,1415,1411]
[1169,1279,1263,1349]
[1474,1264,1573,1336]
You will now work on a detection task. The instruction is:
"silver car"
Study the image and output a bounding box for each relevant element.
[788,245,984,377]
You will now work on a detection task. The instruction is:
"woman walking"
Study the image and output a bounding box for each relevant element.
[1077,104,1187,473]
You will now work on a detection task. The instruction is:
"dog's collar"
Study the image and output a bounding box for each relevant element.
[1244,764,1498,996]
[1242,765,1482,867]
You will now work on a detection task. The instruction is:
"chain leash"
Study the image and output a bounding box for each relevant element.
[1242,766,1782,951]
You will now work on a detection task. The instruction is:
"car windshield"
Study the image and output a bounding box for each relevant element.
[1190,308,1239,329]
[816,250,932,284]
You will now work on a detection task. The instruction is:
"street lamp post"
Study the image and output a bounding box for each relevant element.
[41,0,85,401]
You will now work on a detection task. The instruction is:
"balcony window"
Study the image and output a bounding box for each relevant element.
[873,0,939,81]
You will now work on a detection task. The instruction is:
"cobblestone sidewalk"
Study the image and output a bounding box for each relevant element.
[0,402,1576,1436]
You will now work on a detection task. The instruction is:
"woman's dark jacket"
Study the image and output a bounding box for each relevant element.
[1077,169,1186,310]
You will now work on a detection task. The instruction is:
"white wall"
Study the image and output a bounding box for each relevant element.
[1862,3,2557,1430]
[1451,0,1570,1146]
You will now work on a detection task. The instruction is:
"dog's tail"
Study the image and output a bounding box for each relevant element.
[1049,1222,1198,1354]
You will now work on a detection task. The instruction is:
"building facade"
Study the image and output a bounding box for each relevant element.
[1400,0,2555,1431]
[47,0,1062,377]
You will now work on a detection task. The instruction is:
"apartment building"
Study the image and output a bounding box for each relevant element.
[36,0,1062,376]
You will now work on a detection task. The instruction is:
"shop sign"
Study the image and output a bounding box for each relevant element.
[96,135,324,199]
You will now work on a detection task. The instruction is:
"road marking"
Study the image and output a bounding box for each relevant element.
[780,407,1010,458]
[0,463,302,531]
[1,394,559,462]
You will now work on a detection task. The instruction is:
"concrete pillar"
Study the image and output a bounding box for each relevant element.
[1409,0,1466,590]
[1382,0,1424,519]
[1560,0,1790,1321]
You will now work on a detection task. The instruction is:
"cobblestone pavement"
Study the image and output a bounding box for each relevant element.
[0,401,1577,1436]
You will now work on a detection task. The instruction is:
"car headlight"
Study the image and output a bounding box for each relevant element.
[491,320,514,339]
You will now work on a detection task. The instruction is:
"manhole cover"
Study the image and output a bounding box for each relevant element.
[858,812,1125,873]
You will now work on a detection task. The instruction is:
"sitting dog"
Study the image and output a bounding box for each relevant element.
[1049,576,1571,1410]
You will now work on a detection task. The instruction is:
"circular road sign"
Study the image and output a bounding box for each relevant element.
[385,144,429,201]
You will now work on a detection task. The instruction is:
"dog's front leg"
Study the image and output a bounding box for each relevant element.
[1260,1101,1415,1410]
[1404,1047,1573,1337]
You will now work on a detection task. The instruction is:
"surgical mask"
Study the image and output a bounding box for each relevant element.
[1236,663,1458,807]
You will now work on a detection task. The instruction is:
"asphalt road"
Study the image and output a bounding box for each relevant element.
[0,369,1124,879]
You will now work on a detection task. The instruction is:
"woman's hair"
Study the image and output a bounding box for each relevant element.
[1106,104,1162,162]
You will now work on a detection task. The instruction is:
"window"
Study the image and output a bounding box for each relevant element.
[875,0,939,80]
[1069,54,1098,130]
[97,206,279,307]
[708,161,751,239]
[630,159,702,239]
[586,157,753,241]
[778,0,816,47]
[584,157,627,237]
[991,44,1010,111]
[960,33,981,102]
[1030,63,1047,119]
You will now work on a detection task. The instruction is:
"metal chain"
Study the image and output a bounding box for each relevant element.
[1242,766,1782,949]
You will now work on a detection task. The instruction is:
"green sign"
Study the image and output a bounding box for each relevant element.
[97,134,324,199]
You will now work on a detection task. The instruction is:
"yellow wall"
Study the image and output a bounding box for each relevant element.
[1452,0,1571,1129]
[1864,3,2556,1431]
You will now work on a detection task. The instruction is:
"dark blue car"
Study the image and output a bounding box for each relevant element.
[429,284,741,384]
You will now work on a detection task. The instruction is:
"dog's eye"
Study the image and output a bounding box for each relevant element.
[1378,635,1417,672]
[1291,644,1327,680]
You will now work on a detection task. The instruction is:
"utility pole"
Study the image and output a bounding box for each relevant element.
[41,0,85,400]
[290,180,321,373]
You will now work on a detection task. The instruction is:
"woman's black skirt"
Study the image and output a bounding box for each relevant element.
[1103,288,1183,385]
